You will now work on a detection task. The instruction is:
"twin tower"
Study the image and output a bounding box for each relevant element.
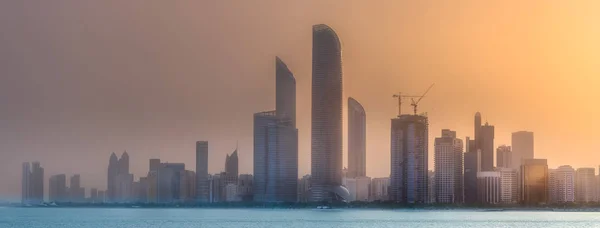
[253,24,349,203]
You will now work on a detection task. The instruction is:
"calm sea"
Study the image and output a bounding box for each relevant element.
[1,207,599,228]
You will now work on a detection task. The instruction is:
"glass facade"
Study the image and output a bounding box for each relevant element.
[520,159,548,205]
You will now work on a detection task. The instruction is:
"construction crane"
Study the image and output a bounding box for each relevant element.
[392,93,421,117]
[410,83,435,115]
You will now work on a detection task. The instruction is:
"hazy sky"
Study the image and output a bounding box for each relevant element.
[2,0,600,200]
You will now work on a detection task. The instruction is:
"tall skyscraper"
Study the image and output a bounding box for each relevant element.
[390,115,429,204]
[496,145,512,168]
[69,174,85,202]
[22,162,44,204]
[107,152,119,202]
[225,149,239,184]
[512,131,534,170]
[253,57,299,203]
[474,112,481,148]
[434,129,463,203]
[347,97,366,179]
[548,165,575,203]
[464,137,479,204]
[310,24,347,202]
[576,168,597,203]
[195,141,209,203]
[49,174,67,203]
[480,123,495,171]
[520,159,548,205]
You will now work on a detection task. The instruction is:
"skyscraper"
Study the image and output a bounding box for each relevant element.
[225,149,239,184]
[496,145,512,169]
[49,174,67,203]
[21,162,31,204]
[499,168,518,204]
[22,162,44,204]
[69,174,85,202]
[575,168,596,203]
[310,24,347,202]
[253,57,299,203]
[520,159,548,205]
[390,115,429,204]
[107,152,119,202]
[512,131,534,170]
[195,141,209,202]
[480,123,495,171]
[347,97,366,179]
[434,129,463,203]
[474,112,481,148]
[464,137,479,204]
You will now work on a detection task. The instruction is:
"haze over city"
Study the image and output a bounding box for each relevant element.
[2,0,600,200]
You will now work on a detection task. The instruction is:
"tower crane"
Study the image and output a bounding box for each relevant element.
[392,93,421,117]
[410,83,435,115]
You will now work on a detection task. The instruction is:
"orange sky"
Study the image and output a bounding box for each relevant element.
[1,0,600,199]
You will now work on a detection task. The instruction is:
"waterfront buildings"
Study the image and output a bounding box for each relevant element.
[434,129,463,204]
[348,97,366,179]
[179,170,196,202]
[253,57,299,203]
[196,141,209,202]
[297,175,311,202]
[480,123,495,171]
[512,131,534,170]
[22,162,44,204]
[225,149,239,184]
[464,137,479,204]
[575,168,596,203]
[521,159,548,205]
[310,24,346,202]
[498,168,518,204]
[237,174,253,201]
[70,174,85,202]
[390,114,429,204]
[370,177,390,201]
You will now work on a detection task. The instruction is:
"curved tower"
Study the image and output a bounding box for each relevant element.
[310,24,347,202]
[347,97,366,178]
[276,57,296,127]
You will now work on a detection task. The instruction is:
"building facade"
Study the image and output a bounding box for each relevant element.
[576,167,596,203]
[370,177,390,201]
[196,141,209,202]
[512,131,534,170]
[520,159,548,205]
[496,145,512,169]
[347,97,366,179]
[477,171,501,204]
[549,166,575,204]
[49,174,67,203]
[390,114,429,204]
[480,123,495,171]
[434,129,463,204]
[499,168,518,204]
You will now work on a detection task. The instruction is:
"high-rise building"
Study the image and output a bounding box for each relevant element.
[477,171,501,204]
[512,131,534,170]
[474,112,481,149]
[195,141,209,203]
[297,175,311,203]
[179,170,196,202]
[107,152,119,202]
[49,174,67,203]
[576,168,596,203]
[310,24,347,202]
[499,168,518,204]
[22,162,44,204]
[370,177,390,201]
[149,158,161,172]
[464,137,479,204]
[390,115,429,204]
[253,57,299,203]
[225,149,239,184]
[237,174,253,202]
[520,159,548,205]
[480,123,495,171]
[69,174,85,202]
[209,172,227,203]
[158,163,185,203]
[549,165,575,203]
[347,97,366,179]
[434,129,463,204]
[496,145,512,169]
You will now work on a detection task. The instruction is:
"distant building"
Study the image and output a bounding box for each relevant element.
[496,145,512,169]
[90,188,98,203]
[195,141,210,203]
[428,170,435,204]
[576,168,596,203]
[464,137,479,204]
[147,171,158,203]
[237,174,253,202]
[158,163,185,203]
[115,173,133,202]
[210,173,227,203]
[179,170,196,202]
[49,174,67,203]
[107,151,130,202]
[477,171,501,204]
[342,176,370,202]
[549,166,575,204]
[512,131,534,170]
[97,190,105,203]
[347,97,366,179]
[520,159,548,205]
[225,149,239,184]
[310,24,346,202]
[370,177,390,201]
[390,114,429,204]
[70,174,85,202]
[297,175,311,202]
[498,168,518,204]
[480,123,495,171]
[225,183,239,202]
[434,129,463,204]
[22,162,44,204]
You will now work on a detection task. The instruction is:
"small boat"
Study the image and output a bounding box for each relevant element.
[316,205,331,209]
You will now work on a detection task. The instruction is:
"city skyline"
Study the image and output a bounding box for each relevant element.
[3,1,600,200]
